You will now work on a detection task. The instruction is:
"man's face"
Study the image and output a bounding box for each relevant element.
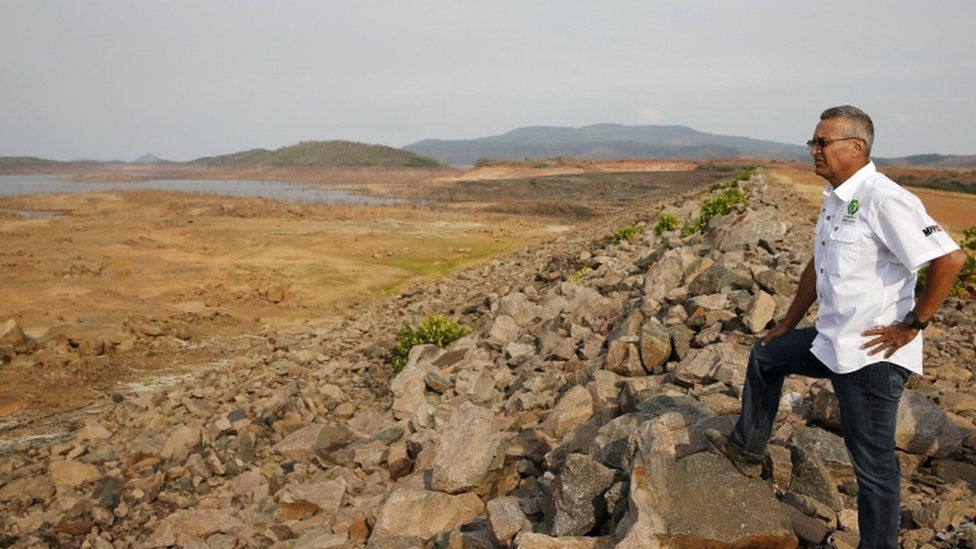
[810,118,861,184]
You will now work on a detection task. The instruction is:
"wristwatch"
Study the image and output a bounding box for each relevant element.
[902,311,930,331]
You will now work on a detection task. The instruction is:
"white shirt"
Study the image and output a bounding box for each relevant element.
[810,162,959,374]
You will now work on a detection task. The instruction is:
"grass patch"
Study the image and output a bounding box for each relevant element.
[392,315,469,370]
[654,213,681,236]
[611,225,643,244]
[681,187,747,236]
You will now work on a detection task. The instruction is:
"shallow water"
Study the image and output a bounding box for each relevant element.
[0,174,405,205]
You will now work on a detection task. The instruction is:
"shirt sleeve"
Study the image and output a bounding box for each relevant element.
[874,191,959,271]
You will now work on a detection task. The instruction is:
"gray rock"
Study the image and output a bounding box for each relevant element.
[431,401,504,493]
[788,446,843,512]
[615,452,795,548]
[487,496,531,544]
[497,292,540,326]
[605,337,645,377]
[638,319,671,375]
[160,422,203,462]
[279,478,347,516]
[543,385,594,439]
[743,290,776,334]
[544,453,617,536]
[590,413,649,470]
[688,264,751,295]
[896,389,967,457]
[587,369,624,415]
[370,489,485,543]
[755,269,795,297]
[791,426,854,482]
[667,324,693,361]
[693,321,722,347]
[643,250,683,300]
[272,424,354,462]
[488,314,521,346]
[146,509,246,547]
[710,211,790,252]
[811,386,843,431]
[423,370,453,394]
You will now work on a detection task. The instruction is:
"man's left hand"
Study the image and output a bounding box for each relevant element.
[861,323,919,358]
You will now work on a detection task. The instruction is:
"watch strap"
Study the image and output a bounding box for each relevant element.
[902,311,929,330]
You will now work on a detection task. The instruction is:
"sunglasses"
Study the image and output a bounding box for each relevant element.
[806,136,862,151]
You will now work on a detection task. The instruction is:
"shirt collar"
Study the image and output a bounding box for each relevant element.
[824,161,875,201]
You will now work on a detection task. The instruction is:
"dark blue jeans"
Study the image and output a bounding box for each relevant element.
[729,327,910,549]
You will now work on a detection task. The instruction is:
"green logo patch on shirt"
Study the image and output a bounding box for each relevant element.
[847,198,859,216]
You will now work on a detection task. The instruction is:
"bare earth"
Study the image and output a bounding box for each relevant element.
[0,161,720,427]
[769,164,976,236]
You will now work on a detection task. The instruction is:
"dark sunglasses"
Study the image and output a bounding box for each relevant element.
[806,136,862,151]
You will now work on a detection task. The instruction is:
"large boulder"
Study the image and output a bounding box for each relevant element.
[496,292,540,326]
[638,319,671,375]
[431,401,504,493]
[709,211,790,252]
[615,452,796,548]
[743,290,776,334]
[146,509,248,548]
[787,446,843,512]
[688,264,751,295]
[543,385,595,439]
[370,488,485,543]
[790,427,854,482]
[673,342,749,387]
[643,250,684,300]
[543,453,617,536]
[605,311,648,377]
[896,390,968,457]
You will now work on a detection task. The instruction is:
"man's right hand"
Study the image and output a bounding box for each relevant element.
[761,323,791,346]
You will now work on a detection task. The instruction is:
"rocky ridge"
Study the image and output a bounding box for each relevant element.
[1,170,975,548]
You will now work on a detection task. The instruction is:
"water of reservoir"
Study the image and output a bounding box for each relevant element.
[0,174,405,205]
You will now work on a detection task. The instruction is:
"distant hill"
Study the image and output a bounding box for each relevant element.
[0,156,69,169]
[190,140,443,168]
[134,153,169,164]
[875,154,976,169]
[404,123,811,165]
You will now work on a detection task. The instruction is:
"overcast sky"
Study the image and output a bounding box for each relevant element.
[2,1,974,161]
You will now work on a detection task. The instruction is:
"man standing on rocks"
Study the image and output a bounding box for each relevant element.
[705,105,966,547]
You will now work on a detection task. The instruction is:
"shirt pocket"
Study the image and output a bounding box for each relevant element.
[826,225,865,274]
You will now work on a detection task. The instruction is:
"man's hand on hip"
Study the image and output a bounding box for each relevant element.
[861,323,919,358]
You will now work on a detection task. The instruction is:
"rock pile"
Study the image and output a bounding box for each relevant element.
[1,171,974,548]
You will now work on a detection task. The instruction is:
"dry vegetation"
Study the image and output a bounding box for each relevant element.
[0,160,717,421]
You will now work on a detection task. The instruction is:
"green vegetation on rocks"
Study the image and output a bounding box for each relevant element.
[392,315,469,370]
[611,225,644,244]
[682,187,748,236]
[654,213,681,236]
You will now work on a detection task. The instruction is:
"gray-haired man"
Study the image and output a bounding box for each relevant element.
[706,105,966,548]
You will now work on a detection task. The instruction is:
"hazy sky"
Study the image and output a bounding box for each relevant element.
[2,1,975,161]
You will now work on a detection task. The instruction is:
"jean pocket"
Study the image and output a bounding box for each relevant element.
[887,363,910,400]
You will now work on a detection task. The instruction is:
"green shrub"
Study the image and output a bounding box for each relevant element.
[654,213,681,236]
[392,315,469,370]
[611,225,644,244]
[682,187,748,236]
[569,266,592,282]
